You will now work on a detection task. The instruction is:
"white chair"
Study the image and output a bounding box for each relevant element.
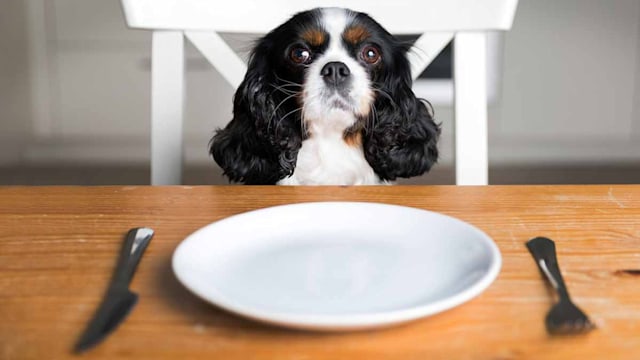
[121,0,519,185]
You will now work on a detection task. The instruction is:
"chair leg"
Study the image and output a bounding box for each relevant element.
[151,31,184,185]
[454,32,489,185]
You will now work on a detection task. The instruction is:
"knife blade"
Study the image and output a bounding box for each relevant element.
[75,227,154,353]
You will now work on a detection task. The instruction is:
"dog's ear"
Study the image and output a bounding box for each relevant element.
[363,47,440,181]
[210,39,301,184]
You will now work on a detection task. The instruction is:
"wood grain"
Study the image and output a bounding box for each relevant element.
[1,185,640,359]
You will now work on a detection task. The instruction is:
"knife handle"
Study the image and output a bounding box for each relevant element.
[113,227,154,288]
[525,236,570,300]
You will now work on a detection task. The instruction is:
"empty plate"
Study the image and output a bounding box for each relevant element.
[172,202,501,331]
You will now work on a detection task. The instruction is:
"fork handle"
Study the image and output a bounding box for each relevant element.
[526,237,571,300]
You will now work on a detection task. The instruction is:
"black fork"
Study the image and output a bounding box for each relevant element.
[526,237,595,334]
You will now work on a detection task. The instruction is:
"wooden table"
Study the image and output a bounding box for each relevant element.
[1,185,639,359]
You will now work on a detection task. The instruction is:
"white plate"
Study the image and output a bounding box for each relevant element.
[172,202,501,331]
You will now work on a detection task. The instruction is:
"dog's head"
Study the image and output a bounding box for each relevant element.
[211,8,439,184]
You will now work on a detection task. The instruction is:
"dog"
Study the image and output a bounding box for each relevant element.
[210,7,440,185]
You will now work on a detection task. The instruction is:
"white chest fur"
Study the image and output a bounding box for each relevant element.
[278,134,382,185]
[278,114,383,185]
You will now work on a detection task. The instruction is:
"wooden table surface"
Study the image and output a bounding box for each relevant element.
[1,185,639,359]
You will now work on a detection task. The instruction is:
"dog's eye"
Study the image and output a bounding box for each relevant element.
[290,46,312,64]
[361,46,381,64]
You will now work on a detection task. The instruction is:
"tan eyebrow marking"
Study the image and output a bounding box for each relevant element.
[301,29,326,46]
[343,25,370,44]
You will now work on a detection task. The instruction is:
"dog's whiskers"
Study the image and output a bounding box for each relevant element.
[279,107,303,123]
[371,87,398,109]
[367,102,378,133]
[269,83,301,96]
[269,74,304,97]
[273,74,303,87]
[268,92,300,133]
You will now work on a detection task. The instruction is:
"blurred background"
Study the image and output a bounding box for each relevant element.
[1,0,639,185]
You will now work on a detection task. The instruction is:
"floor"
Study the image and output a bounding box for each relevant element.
[1,163,639,185]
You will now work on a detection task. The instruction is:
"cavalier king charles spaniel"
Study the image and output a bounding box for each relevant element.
[210,8,440,185]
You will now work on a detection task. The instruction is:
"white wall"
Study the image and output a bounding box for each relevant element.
[491,0,640,164]
[0,1,31,165]
[1,0,639,172]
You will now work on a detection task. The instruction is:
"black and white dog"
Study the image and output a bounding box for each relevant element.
[211,8,440,185]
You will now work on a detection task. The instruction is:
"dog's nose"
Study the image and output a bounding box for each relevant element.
[321,61,351,87]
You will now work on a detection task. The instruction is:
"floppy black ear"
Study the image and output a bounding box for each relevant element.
[363,51,440,181]
[210,39,302,184]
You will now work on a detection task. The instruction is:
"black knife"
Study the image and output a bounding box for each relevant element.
[75,227,154,353]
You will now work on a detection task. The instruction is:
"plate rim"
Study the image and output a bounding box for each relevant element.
[172,201,502,331]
